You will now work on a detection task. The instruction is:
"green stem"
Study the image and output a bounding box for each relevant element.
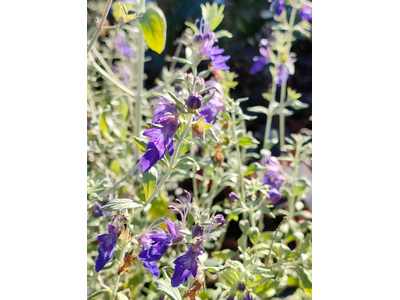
[111,224,130,299]
[278,7,297,149]
[135,3,145,162]
[288,139,301,221]
[191,146,199,202]
[87,0,114,54]
[265,216,287,268]
[278,79,287,149]
[231,106,246,206]
[264,78,278,150]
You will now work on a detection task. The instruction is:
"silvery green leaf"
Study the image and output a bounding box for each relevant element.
[115,293,129,300]
[101,199,144,211]
[208,127,219,142]
[175,157,200,171]
[153,279,182,300]
[204,265,228,273]
[249,227,260,244]
[248,105,269,115]
[87,289,110,300]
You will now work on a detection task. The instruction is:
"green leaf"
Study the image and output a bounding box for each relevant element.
[101,199,144,211]
[298,266,312,297]
[245,162,266,176]
[115,293,129,300]
[139,6,167,54]
[237,136,259,146]
[175,157,200,171]
[204,265,228,273]
[215,29,232,39]
[248,105,269,115]
[249,227,260,244]
[143,166,158,200]
[212,249,235,260]
[131,136,148,152]
[153,279,181,300]
[87,289,110,300]
[201,2,225,30]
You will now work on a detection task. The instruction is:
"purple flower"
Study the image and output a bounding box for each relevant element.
[197,81,225,124]
[244,292,254,300]
[214,214,226,227]
[171,243,204,287]
[269,0,285,17]
[114,33,135,57]
[141,107,180,172]
[299,1,312,21]
[209,46,230,70]
[277,53,295,87]
[228,192,239,203]
[187,93,202,111]
[237,282,246,291]
[267,188,282,204]
[194,19,230,70]
[91,203,110,218]
[138,220,184,277]
[261,156,285,190]
[95,223,119,272]
[171,211,225,287]
[227,296,235,300]
[250,39,271,74]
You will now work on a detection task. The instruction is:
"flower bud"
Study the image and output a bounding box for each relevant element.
[187,93,202,112]
[184,73,194,91]
[214,214,226,228]
[193,77,205,93]
[267,188,281,204]
[237,282,245,291]
[228,192,239,203]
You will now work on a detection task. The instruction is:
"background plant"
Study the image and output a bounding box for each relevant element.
[87,1,312,299]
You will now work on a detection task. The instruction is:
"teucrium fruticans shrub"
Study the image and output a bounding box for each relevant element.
[87,1,312,299]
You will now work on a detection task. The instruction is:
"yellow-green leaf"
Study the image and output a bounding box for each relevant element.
[143,166,158,200]
[139,6,167,54]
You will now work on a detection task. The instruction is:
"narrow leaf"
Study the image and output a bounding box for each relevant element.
[143,166,158,200]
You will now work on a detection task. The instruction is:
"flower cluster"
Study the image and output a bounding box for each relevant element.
[135,191,225,287]
[194,18,230,70]
[261,156,286,203]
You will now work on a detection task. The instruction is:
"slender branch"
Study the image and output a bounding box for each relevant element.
[92,47,118,79]
[265,216,287,268]
[87,0,114,54]
[90,56,136,97]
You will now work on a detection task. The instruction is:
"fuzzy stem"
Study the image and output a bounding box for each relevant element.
[264,78,278,150]
[265,217,287,268]
[278,7,298,149]
[135,8,145,162]
[87,0,114,54]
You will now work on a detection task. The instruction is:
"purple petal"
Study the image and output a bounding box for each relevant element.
[250,56,267,74]
[95,243,115,272]
[143,261,160,278]
[171,265,192,287]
